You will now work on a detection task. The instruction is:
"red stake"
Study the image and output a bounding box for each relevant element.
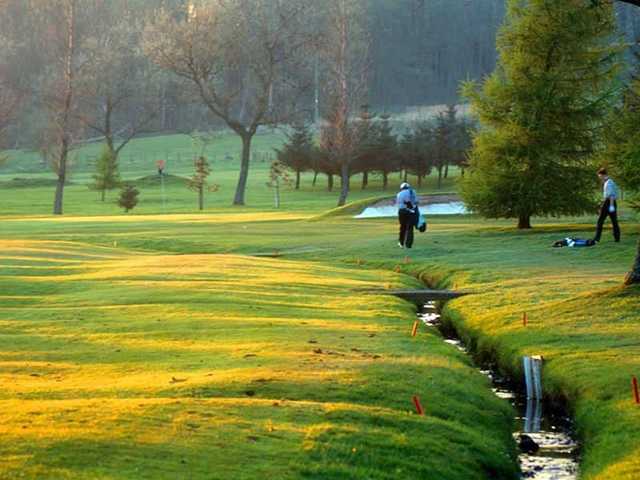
[522,312,528,327]
[411,320,419,337]
[412,395,424,415]
[633,376,640,405]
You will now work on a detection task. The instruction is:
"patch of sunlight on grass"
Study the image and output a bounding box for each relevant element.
[0,233,521,479]
[1,212,309,224]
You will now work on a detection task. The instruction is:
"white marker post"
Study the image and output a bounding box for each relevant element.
[157,160,166,212]
[523,355,544,400]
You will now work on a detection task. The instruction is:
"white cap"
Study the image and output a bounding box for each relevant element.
[400,182,410,190]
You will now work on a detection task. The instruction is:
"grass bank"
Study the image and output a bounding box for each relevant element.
[0,233,518,479]
[397,223,640,480]
[2,133,639,477]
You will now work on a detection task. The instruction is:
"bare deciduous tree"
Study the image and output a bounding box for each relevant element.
[318,0,370,207]
[45,0,81,215]
[0,1,26,157]
[79,1,158,163]
[144,0,313,206]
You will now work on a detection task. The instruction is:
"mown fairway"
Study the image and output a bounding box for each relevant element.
[0,234,518,479]
[1,133,639,479]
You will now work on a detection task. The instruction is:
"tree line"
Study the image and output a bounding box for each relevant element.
[276,105,471,196]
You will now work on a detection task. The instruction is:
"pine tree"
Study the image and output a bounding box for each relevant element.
[375,115,398,190]
[602,52,640,198]
[188,156,212,211]
[460,0,620,229]
[400,122,433,188]
[434,110,455,189]
[92,146,120,202]
[276,123,315,190]
[352,106,377,190]
[601,51,640,285]
[118,184,139,213]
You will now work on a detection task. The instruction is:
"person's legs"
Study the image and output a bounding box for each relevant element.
[405,223,414,249]
[611,200,621,242]
[593,200,609,242]
[398,211,407,246]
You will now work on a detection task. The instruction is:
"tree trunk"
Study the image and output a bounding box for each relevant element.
[383,171,388,190]
[444,162,449,179]
[198,185,204,210]
[327,174,333,191]
[160,85,167,130]
[361,171,368,190]
[101,188,106,202]
[337,163,350,206]
[518,214,532,229]
[624,239,640,285]
[403,170,408,182]
[53,151,67,215]
[105,96,114,157]
[295,170,301,190]
[437,166,443,189]
[52,0,75,216]
[312,171,318,187]
[233,133,252,205]
[417,175,423,188]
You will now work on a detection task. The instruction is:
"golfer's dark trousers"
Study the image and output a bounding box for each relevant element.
[398,209,415,248]
[594,198,620,242]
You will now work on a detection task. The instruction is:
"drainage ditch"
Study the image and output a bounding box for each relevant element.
[419,302,580,480]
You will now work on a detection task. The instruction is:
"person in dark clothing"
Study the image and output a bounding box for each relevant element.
[396,182,418,249]
[593,168,621,243]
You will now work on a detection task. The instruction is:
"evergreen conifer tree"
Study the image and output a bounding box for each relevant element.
[460,0,620,229]
[276,123,316,190]
[400,122,433,188]
[92,146,120,202]
[372,114,398,191]
[188,156,212,211]
[118,184,139,213]
[601,52,640,285]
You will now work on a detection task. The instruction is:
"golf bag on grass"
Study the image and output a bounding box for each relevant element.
[552,237,596,248]
[416,208,427,233]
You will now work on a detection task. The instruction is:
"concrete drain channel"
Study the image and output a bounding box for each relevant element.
[419,302,579,479]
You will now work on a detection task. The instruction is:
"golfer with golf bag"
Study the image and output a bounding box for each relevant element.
[397,182,419,249]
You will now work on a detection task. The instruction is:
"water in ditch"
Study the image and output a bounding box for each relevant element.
[419,302,579,480]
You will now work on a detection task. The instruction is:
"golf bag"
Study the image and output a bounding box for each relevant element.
[552,237,596,248]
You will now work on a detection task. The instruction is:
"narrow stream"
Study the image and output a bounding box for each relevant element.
[419,302,580,480]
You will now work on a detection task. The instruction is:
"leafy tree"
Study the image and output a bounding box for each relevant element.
[460,0,620,229]
[92,146,120,201]
[118,184,139,213]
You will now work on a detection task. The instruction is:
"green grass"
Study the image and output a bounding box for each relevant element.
[0,131,460,216]
[0,236,518,479]
[2,132,640,478]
